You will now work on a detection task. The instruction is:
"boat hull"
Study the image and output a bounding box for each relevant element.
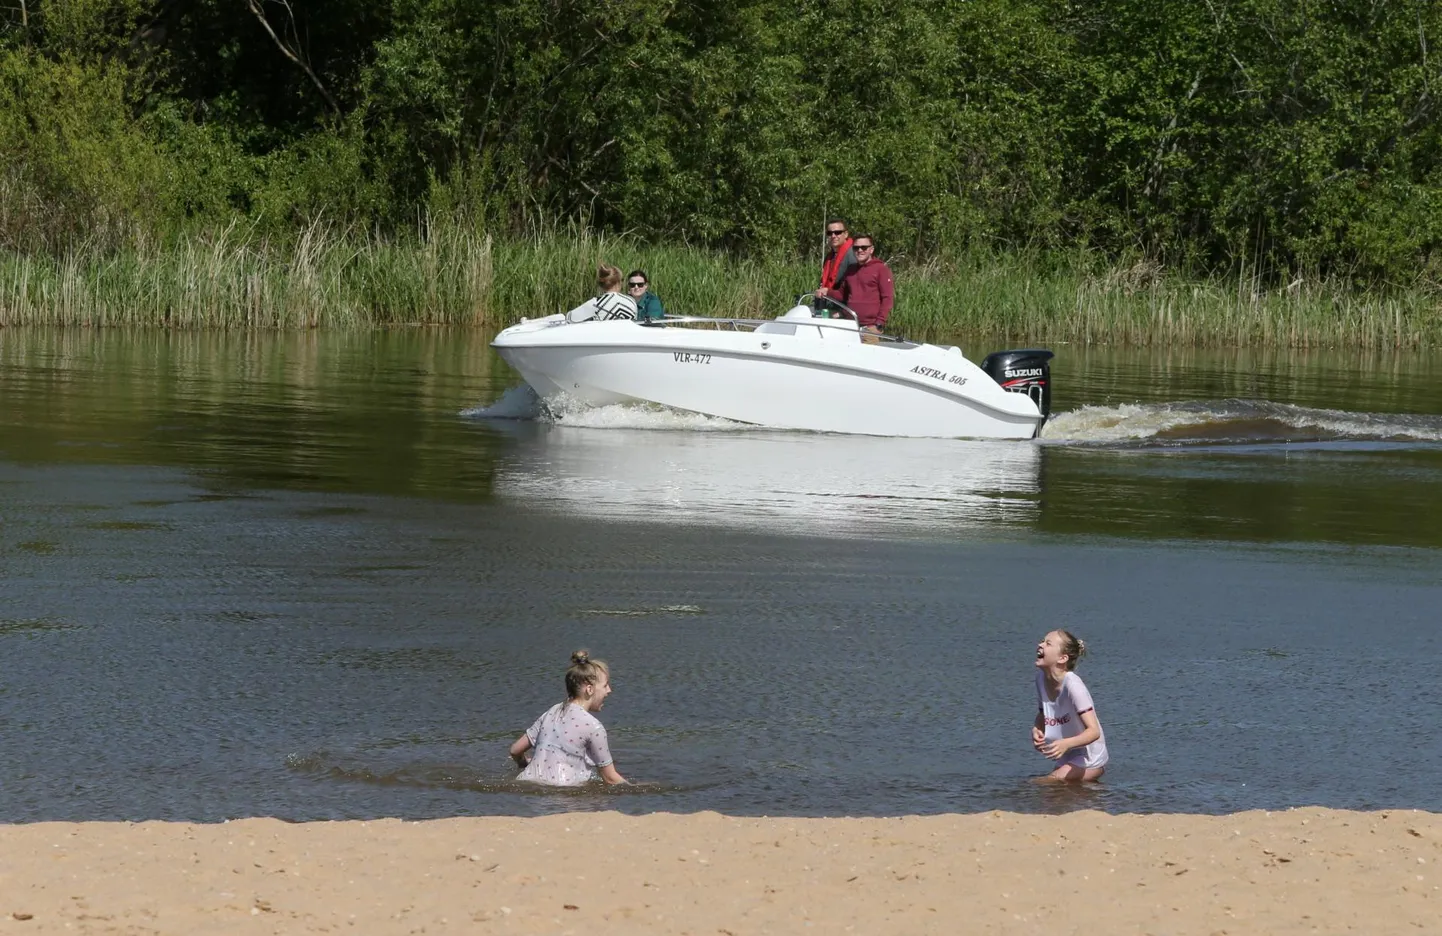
[492,318,1045,439]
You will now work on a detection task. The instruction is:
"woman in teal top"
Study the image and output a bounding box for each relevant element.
[626,270,666,320]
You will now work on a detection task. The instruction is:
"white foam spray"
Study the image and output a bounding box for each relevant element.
[460,384,542,419]
[464,384,753,431]
[543,400,753,432]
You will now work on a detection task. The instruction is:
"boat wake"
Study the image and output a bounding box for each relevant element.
[468,387,1442,448]
[464,385,755,431]
[1042,399,1442,447]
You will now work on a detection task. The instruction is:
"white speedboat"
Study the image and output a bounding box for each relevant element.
[490,296,1053,439]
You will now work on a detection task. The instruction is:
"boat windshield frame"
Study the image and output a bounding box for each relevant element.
[638,293,914,347]
[638,315,767,331]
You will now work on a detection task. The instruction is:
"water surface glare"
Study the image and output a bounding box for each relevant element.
[1,328,1439,820]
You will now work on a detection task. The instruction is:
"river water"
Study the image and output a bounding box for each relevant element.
[2,328,1440,821]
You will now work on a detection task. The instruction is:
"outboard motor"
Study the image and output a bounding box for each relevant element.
[981,349,1054,416]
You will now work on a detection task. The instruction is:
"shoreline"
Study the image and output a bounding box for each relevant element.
[1,808,1437,934]
[3,236,1437,348]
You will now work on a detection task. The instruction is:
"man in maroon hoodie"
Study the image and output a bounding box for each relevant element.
[838,234,893,338]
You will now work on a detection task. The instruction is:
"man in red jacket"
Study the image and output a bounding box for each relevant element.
[838,234,893,339]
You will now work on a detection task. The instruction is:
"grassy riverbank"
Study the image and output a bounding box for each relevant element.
[2,225,1438,347]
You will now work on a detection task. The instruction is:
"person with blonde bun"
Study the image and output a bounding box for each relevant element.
[510,650,627,786]
[1031,629,1109,782]
[565,264,638,323]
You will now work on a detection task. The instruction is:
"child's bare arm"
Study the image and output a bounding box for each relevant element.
[1043,710,1101,757]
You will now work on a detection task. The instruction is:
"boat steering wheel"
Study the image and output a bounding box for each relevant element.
[799,292,859,321]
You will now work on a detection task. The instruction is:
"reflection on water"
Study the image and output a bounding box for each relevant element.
[488,425,1041,537]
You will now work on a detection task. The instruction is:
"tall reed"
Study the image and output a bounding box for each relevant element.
[2,221,1438,348]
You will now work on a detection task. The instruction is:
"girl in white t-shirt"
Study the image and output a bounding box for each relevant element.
[510,649,628,786]
[1031,629,1109,782]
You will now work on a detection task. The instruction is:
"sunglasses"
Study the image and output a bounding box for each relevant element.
[826,229,847,236]
[854,244,874,251]
[627,281,646,288]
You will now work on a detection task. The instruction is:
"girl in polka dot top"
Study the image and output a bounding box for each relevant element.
[510,650,628,786]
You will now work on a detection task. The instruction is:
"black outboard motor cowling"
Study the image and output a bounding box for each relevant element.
[981,349,1054,417]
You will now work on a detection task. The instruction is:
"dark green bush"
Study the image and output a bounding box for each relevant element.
[1,0,1438,285]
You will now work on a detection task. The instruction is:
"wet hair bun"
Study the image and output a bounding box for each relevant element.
[1056,629,1086,670]
[571,649,590,666]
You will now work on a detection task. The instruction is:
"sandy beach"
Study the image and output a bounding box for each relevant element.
[0,808,1437,934]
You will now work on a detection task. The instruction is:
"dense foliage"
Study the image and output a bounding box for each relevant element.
[3,0,1439,283]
